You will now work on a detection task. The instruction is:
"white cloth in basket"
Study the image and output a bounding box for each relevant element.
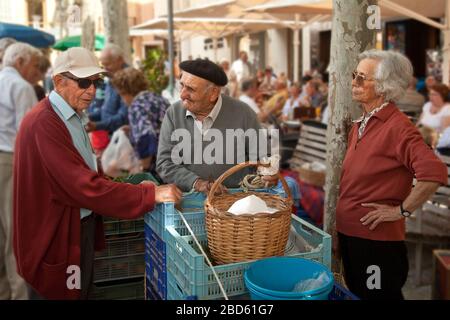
[228,195,278,215]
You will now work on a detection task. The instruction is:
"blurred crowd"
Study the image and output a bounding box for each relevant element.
[217,50,329,127]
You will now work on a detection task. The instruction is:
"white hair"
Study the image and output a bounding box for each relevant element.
[358,49,413,102]
[102,43,124,59]
[2,42,42,67]
[0,37,17,53]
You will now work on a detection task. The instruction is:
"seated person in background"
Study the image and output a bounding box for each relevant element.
[418,83,450,133]
[259,79,289,122]
[436,116,450,156]
[418,125,438,149]
[220,58,238,98]
[111,67,170,172]
[396,77,425,117]
[419,75,437,101]
[281,82,302,121]
[278,72,291,88]
[239,78,260,116]
[299,80,325,109]
[256,69,265,88]
[259,66,277,92]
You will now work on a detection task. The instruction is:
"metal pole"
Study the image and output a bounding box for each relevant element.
[168,0,175,97]
[443,0,450,85]
[293,14,300,82]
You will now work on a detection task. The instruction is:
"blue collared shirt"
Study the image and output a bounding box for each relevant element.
[49,91,98,219]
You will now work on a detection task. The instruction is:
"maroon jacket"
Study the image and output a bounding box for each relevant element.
[13,98,155,299]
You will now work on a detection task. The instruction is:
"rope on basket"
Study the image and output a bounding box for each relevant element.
[240,174,268,191]
[176,209,229,300]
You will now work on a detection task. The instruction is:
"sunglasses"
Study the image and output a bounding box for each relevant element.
[63,74,104,89]
[352,71,375,84]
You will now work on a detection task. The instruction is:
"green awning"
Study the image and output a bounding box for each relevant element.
[53,34,105,51]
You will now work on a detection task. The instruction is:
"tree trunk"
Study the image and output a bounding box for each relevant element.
[81,16,95,52]
[101,0,131,64]
[324,0,377,272]
[53,0,69,39]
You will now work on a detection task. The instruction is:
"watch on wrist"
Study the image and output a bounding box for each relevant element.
[400,203,412,218]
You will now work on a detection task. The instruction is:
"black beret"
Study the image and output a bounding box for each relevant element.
[179,58,228,86]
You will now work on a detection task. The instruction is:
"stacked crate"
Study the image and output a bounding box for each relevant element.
[90,217,146,300]
[90,173,159,300]
[144,189,334,300]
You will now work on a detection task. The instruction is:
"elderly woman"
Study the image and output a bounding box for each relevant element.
[336,50,448,300]
[111,67,169,172]
[418,83,450,133]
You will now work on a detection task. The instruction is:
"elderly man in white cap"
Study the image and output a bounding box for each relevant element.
[13,47,181,300]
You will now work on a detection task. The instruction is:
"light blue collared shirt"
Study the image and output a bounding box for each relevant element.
[0,66,38,152]
[49,91,98,219]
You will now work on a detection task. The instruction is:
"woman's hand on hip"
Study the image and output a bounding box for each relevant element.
[360,203,403,231]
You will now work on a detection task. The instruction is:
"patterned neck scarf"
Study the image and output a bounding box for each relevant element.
[356,102,389,139]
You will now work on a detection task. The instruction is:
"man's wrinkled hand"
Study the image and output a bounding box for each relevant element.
[194,179,227,195]
[144,182,182,204]
[261,174,279,188]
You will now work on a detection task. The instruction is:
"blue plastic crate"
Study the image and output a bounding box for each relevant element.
[145,187,289,241]
[144,224,167,299]
[146,278,162,300]
[328,283,359,300]
[164,213,331,300]
[144,192,206,241]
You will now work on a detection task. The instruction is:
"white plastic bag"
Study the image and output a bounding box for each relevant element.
[292,271,331,292]
[101,129,141,177]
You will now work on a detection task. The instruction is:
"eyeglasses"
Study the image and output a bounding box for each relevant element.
[63,74,104,89]
[352,71,375,84]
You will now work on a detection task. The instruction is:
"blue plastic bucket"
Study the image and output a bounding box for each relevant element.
[244,257,334,300]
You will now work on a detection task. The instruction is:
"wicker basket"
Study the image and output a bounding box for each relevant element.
[205,162,293,265]
[296,166,325,187]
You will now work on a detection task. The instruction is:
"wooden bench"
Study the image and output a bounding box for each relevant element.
[289,120,327,169]
[406,154,450,286]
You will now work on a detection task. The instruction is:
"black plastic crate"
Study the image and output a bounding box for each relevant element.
[96,232,145,259]
[103,218,145,236]
[94,254,145,283]
[90,277,144,300]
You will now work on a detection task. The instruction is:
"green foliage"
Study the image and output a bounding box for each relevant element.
[141,48,169,95]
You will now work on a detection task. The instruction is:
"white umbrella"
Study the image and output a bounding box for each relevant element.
[132,17,298,62]
[247,0,450,83]
[246,0,332,81]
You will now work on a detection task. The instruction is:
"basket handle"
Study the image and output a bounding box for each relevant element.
[208,161,293,204]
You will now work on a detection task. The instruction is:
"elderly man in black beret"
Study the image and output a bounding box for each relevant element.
[156,58,277,193]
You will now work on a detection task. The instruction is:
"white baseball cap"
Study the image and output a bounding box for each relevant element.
[52,47,106,78]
